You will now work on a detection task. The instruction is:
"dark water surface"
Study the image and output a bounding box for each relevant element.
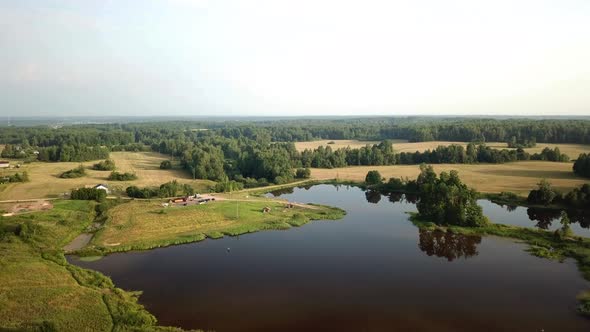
[479,199,590,237]
[69,185,590,331]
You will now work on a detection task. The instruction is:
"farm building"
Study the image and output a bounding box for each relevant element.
[94,184,110,194]
[0,161,9,168]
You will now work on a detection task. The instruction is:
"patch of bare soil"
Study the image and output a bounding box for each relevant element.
[9,200,53,214]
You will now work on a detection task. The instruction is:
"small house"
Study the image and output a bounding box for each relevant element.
[94,184,110,194]
[0,161,9,169]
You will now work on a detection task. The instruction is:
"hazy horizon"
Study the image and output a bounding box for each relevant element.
[1,0,589,117]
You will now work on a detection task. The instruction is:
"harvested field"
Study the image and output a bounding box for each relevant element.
[0,151,214,200]
[294,140,590,159]
[311,161,587,196]
[294,140,386,151]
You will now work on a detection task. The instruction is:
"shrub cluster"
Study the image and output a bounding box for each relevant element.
[0,171,29,184]
[108,171,137,181]
[92,159,116,171]
[295,168,311,179]
[71,188,106,201]
[573,153,590,178]
[60,165,86,178]
[126,180,194,198]
[159,160,172,169]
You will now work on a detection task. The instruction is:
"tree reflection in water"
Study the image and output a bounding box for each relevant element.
[418,229,482,261]
[567,209,590,228]
[527,208,562,229]
[404,194,419,204]
[365,189,382,204]
[388,192,403,203]
[268,187,295,197]
[490,201,590,230]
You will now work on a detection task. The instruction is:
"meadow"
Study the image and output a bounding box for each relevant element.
[294,139,386,151]
[0,151,214,200]
[310,161,587,196]
[0,199,204,331]
[0,201,120,330]
[87,199,345,254]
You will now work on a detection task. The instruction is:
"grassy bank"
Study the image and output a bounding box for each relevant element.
[408,213,590,316]
[81,198,345,255]
[0,200,194,331]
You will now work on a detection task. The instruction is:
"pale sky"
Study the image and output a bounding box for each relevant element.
[1,0,589,116]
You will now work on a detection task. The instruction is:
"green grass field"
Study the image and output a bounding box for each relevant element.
[0,200,193,331]
[87,199,345,254]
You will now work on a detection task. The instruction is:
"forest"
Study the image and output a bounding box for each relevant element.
[0,118,588,185]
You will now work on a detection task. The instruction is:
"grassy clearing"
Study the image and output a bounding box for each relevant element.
[0,200,195,331]
[391,141,589,158]
[294,139,386,151]
[409,213,590,316]
[0,151,214,200]
[84,199,345,255]
[311,161,587,196]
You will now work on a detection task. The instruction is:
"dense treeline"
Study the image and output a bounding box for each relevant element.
[573,153,590,178]
[2,143,110,162]
[126,180,194,198]
[299,142,569,168]
[37,145,110,162]
[214,118,590,143]
[1,118,589,148]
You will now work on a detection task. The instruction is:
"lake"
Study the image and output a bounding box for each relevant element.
[69,184,590,331]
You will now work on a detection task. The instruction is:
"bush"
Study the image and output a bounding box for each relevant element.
[295,168,311,179]
[214,180,244,193]
[573,153,590,178]
[71,188,107,201]
[365,170,383,185]
[562,183,590,208]
[0,171,29,184]
[160,160,172,169]
[108,171,137,181]
[527,179,558,206]
[158,180,182,197]
[126,186,159,199]
[92,159,116,171]
[60,165,86,178]
[16,220,40,242]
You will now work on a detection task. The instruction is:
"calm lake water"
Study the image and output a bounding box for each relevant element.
[69,185,590,331]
